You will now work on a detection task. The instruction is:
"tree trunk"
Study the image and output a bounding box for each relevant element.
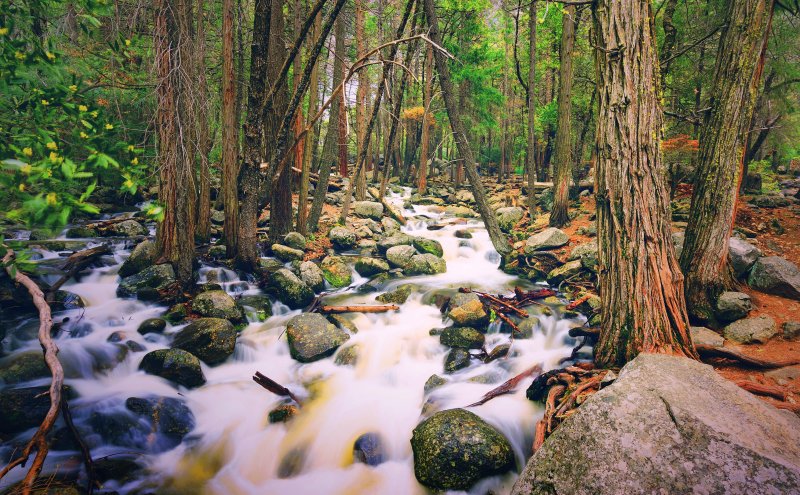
[195,0,211,243]
[354,0,368,202]
[549,5,577,227]
[297,11,322,235]
[659,0,678,92]
[680,0,774,323]
[525,0,537,214]
[222,0,239,257]
[422,0,510,258]
[418,43,433,195]
[592,0,696,368]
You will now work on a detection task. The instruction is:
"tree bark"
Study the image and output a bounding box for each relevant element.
[592,0,696,368]
[422,0,511,258]
[354,0,368,202]
[222,0,239,257]
[418,43,433,195]
[195,0,211,243]
[297,11,323,234]
[680,0,774,323]
[659,0,678,92]
[549,5,577,227]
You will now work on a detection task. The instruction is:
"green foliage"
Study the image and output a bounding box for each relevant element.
[748,160,780,193]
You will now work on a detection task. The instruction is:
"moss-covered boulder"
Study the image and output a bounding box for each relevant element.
[103,219,148,237]
[329,226,357,250]
[286,313,350,363]
[355,257,390,277]
[376,283,417,304]
[447,293,488,328]
[406,254,447,275]
[413,237,444,257]
[272,243,305,262]
[377,233,414,254]
[191,290,246,323]
[496,206,524,232]
[334,344,360,366]
[239,294,273,321]
[444,348,471,373]
[171,318,237,365]
[386,245,416,270]
[546,260,583,285]
[119,239,156,277]
[440,327,485,349]
[298,261,325,293]
[353,201,384,220]
[0,386,53,435]
[269,268,314,308]
[411,408,515,490]
[125,395,195,440]
[137,318,167,335]
[139,349,206,388]
[283,232,307,250]
[0,351,49,384]
[117,263,177,298]
[321,255,352,288]
[65,226,98,238]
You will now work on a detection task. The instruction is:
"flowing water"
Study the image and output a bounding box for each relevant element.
[0,190,582,494]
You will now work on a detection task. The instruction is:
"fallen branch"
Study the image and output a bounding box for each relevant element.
[565,294,592,311]
[368,187,407,225]
[0,249,63,495]
[253,371,301,405]
[318,304,399,313]
[465,364,542,407]
[47,244,111,295]
[735,380,788,401]
[696,344,800,369]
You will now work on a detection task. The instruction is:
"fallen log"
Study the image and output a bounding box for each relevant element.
[47,244,111,295]
[735,380,788,401]
[696,344,800,369]
[465,364,542,407]
[368,187,407,225]
[253,371,301,405]
[318,304,399,314]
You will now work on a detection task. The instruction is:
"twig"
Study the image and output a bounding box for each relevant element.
[253,371,301,405]
[465,364,542,407]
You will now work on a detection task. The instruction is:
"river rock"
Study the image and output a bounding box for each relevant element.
[139,349,206,388]
[407,254,447,275]
[722,315,777,344]
[104,219,148,237]
[378,233,414,253]
[454,229,473,239]
[117,263,177,298]
[546,260,583,285]
[715,291,752,322]
[192,290,246,323]
[412,237,444,257]
[381,217,401,235]
[119,239,156,277]
[444,348,471,373]
[690,326,724,347]
[748,256,800,300]
[320,255,352,287]
[286,313,350,363]
[137,318,167,335]
[496,206,524,232]
[65,226,97,238]
[376,283,416,304]
[784,321,800,340]
[386,245,416,269]
[525,227,569,253]
[298,261,325,292]
[269,268,314,308]
[283,232,307,250]
[0,386,53,434]
[728,237,761,278]
[125,395,195,440]
[444,205,477,218]
[334,344,360,366]
[440,327,485,349]
[355,257,390,277]
[171,318,237,365]
[272,243,304,262]
[448,293,488,328]
[268,403,299,423]
[424,374,447,393]
[354,201,384,220]
[455,190,475,203]
[516,316,538,339]
[353,432,384,466]
[412,408,515,490]
[511,353,800,495]
[329,226,357,250]
[239,294,273,321]
[0,352,49,385]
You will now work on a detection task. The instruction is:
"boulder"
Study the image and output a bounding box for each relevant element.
[690,326,724,347]
[569,242,598,272]
[412,408,515,490]
[381,217,401,235]
[269,268,314,308]
[444,205,478,218]
[104,219,148,237]
[191,290,246,323]
[376,283,417,304]
[119,239,156,277]
[440,327,485,349]
[525,227,569,253]
[455,190,475,203]
[546,260,583,285]
[298,261,325,292]
[125,396,195,440]
[424,374,447,393]
[386,245,417,269]
[728,237,761,278]
[329,226,357,250]
[750,194,791,208]
[784,321,800,341]
[320,255,352,288]
[65,226,97,238]
[285,313,350,363]
[283,232,307,250]
[454,229,473,239]
[377,233,414,254]
[137,318,167,335]
[117,264,177,298]
[496,206,524,232]
[511,354,800,495]
[353,432,385,466]
[406,254,447,275]
[210,209,225,225]
[171,318,238,365]
[444,348,471,373]
[723,315,777,344]
[354,257,390,277]
[748,256,800,300]
[412,237,444,258]
[516,316,538,339]
[0,386,54,435]
[334,345,360,366]
[139,349,206,388]
[239,294,273,321]
[715,291,752,322]
[353,201,384,220]
[448,293,488,328]
[0,352,49,385]
[271,243,304,262]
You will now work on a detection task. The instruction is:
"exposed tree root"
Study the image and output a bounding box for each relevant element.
[696,344,800,368]
[464,364,542,408]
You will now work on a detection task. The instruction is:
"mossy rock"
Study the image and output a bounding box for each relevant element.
[0,351,49,384]
[354,257,390,277]
[440,327,485,349]
[406,254,447,275]
[268,403,299,423]
[376,283,417,304]
[412,237,444,257]
[139,348,206,388]
[320,255,352,288]
[191,290,246,323]
[269,268,314,309]
[171,318,238,365]
[286,313,350,363]
[444,348,471,373]
[334,344,360,366]
[119,239,156,277]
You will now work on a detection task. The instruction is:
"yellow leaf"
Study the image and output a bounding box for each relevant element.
[46,141,57,150]
[22,147,33,157]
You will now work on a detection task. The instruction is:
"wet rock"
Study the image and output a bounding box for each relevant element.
[93,457,144,484]
[51,290,86,312]
[454,229,473,239]
[525,227,569,253]
[412,408,515,491]
[65,226,98,238]
[117,263,177,299]
[353,201,384,220]
[496,206,524,232]
[269,268,314,309]
[516,316,538,338]
[444,348,471,373]
[191,290,246,323]
[412,237,444,258]
[424,374,447,394]
[715,291,752,322]
[271,243,305,262]
[198,282,223,292]
[444,205,477,218]
[283,232,307,250]
[327,314,358,333]
[286,313,350,363]
[447,293,488,328]
[163,303,187,324]
[353,432,384,466]
[723,315,777,344]
[0,352,49,384]
[239,294,273,321]
[381,217,401,235]
[354,257,390,277]
[511,354,800,495]
[377,233,414,254]
[268,403,299,423]
[690,326,724,348]
[103,219,148,237]
[486,343,511,362]
[171,318,238,365]
[376,283,416,304]
[119,239,156,277]
[139,349,206,388]
[728,237,761,278]
[784,321,800,341]
[208,244,227,259]
[125,396,195,439]
[386,245,416,270]
[440,327,485,349]
[407,254,447,275]
[298,261,325,293]
[748,256,800,300]
[329,226,357,250]
[0,386,53,435]
[546,260,583,285]
[320,255,352,288]
[259,258,284,273]
[334,345,360,366]
[750,193,791,208]
[277,447,306,478]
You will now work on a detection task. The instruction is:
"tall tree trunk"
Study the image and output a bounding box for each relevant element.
[418,44,433,195]
[422,0,510,257]
[549,5,577,227]
[222,0,239,257]
[297,11,322,234]
[680,0,774,323]
[659,0,678,92]
[592,0,696,368]
[267,0,291,242]
[195,0,211,243]
[354,0,368,201]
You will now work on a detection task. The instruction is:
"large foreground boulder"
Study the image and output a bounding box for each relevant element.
[269,268,314,308]
[286,313,350,363]
[117,264,177,298]
[192,290,246,323]
[512,353,800,495]
[748,256,800,300]
[119,239,156,277]
[525,228,569,253]
[412,408,515,490]
[171,318,237,365]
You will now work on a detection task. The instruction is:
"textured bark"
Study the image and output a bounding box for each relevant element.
[297,11,322,234]
[418,43,433,195]
[680,0,773,323]
[222,0,239,256]
[354,0,368,201]
[659,0,678,91]
[592,0,696,368]
[195,0,211,243]
[549,5,576,228]
[422,0,511,257]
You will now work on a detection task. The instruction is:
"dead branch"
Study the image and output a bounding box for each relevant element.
[47,244,111,295]
[465,364,542,407]
[318,304,400,314]
[253,371,301,405]
[368,187,407,225]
